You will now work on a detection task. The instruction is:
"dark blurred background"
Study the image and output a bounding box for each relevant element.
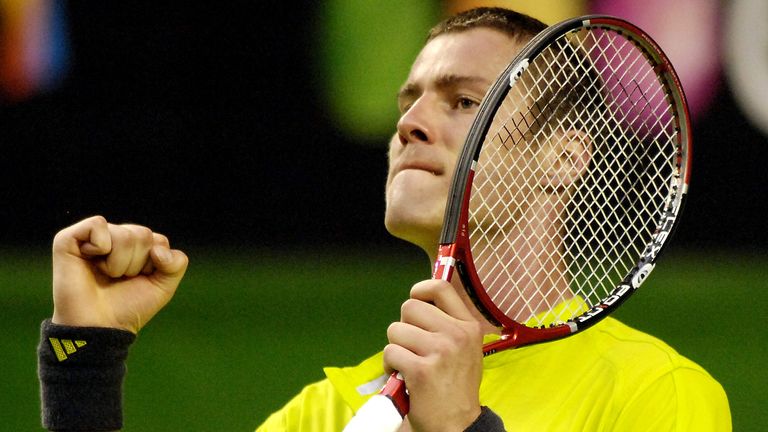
[0,0,765,251]
[0,1,394,249]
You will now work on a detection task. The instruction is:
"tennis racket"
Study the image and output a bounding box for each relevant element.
[344,15,691,431]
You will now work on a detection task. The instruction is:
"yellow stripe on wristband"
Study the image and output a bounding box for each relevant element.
[48,338,87,362]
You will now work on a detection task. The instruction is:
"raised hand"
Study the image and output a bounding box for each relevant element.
[51,215,188,334]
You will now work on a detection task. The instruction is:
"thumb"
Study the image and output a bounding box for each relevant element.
[149,245,189,287]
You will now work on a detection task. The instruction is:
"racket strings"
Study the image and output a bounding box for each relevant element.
[566,28,676,308]
[477,37,608,319]
[468,27,680,326]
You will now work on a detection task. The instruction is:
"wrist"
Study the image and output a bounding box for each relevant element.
[463,406,505,432]
[38,319,136,431]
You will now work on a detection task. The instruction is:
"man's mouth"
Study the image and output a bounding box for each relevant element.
[397,161,443,176]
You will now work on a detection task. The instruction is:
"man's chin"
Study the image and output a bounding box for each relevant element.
[384,212,441,252]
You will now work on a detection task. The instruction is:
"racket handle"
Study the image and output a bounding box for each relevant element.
[342,372,408,432]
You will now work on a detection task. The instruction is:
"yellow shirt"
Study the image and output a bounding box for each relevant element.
[257,317,730,431]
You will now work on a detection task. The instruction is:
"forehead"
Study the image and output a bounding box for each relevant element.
[407,28,523,86]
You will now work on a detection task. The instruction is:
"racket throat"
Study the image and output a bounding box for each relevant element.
[483,332,516,356]
[483,322,577,355]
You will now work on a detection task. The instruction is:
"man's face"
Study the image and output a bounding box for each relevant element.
[385,28,524,251]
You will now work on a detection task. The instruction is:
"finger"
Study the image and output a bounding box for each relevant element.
[53,215,112,256]
[122,225,155,277]
[95,225,131,277]
[141,258,156,275]
[400,298,448,333]
[411,280,475,321]
[387,321,432,357]
[141,233,170,274]
[398,298,483,361]
[153,232,170,248]
[96,224,151,278]
[382,342,421,377]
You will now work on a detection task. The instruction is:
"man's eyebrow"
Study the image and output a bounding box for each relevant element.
[397,74,490,101]
[434,74,490,89]
[397,83,420,102]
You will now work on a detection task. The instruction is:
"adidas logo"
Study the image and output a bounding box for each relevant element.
[48,337,87,362]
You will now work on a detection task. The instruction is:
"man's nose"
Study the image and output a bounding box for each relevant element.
[396,97,435,145]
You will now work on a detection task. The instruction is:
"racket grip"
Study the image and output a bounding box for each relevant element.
[342,372,408,432]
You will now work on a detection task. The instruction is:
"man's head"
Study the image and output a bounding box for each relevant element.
[384,8,547,254]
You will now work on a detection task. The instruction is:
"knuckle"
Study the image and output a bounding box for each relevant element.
[410,280,432,297]
[433,336,455,356]
[153,232,170,246]
[408,358,429,383]
[133,226,154,244]
[111,225,130,243]
[400,299,415,315]
[88,215,108,225]
[52,229,68,247]
[387,321,404,342]
[382,343,398,364]
[400,299,424,320]
[455,322,481,345]
[454,322,479,342]
[467,320,483,337]
[382,343,395,356]
[386,322,399,340]
[177,251,189,267]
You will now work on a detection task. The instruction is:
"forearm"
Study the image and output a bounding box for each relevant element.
[38,319,134,431]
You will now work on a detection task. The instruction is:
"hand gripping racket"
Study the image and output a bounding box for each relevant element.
[344,15,691,431]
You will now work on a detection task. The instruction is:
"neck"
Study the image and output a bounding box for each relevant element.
[471,193,571,322]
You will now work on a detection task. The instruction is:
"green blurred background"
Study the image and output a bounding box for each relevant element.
[1,0,766,431]
[2,247,766,431]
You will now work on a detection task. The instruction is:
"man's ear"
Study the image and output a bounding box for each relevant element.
[539,130,592,190]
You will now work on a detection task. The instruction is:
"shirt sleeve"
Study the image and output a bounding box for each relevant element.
[612,365,731,431]
[37,319,135,431]
[256,379,355,432]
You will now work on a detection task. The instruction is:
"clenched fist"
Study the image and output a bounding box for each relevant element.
[51,215,188,334]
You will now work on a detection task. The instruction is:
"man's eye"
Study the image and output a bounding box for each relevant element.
[456,97,478,110]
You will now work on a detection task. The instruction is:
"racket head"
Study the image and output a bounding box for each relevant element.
[435,15,692,351]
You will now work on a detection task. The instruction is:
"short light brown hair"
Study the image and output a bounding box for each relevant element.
[427,7,547,44]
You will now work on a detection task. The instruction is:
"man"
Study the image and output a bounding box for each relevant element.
[38,7,730,432]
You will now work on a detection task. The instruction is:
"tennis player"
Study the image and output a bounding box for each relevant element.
[38,7,731,432]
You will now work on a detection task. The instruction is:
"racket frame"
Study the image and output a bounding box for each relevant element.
[436,15,692,354]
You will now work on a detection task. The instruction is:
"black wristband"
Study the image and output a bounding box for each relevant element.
[464,406,506,432]
[38,319,136,431]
